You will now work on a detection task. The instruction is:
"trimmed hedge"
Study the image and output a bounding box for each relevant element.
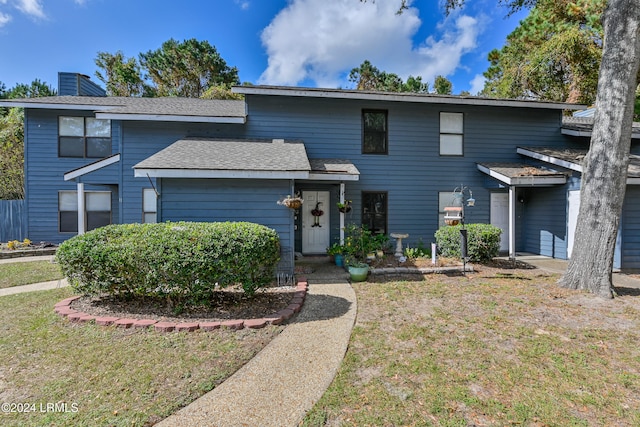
[56,221,281,301]
[434,223,502,262]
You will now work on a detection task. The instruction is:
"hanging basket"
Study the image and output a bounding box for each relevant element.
[281,197,303,210]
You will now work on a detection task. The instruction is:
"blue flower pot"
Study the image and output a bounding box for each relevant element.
[334,254,344,267]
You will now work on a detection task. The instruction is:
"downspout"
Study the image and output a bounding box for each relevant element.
[509,185,516,260]
[339,182,345,245]
[77,181,85,235]
[117,121,123,224]
[290,179,295,272]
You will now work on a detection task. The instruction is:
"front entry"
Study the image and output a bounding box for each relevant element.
[491,192,509,252]
[302,190,330,254]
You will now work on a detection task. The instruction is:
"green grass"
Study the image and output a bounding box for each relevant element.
[0,288,282,426]
[0,261,64,289]
[303,269,640,426]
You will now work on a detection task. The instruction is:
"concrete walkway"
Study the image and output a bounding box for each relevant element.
[0,255,69,297]
[157,260,356,427]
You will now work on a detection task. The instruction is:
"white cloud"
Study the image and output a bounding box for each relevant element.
[15,0,45,19]
[0,11,11,27]
[469,74,485,95]
[259,0,483,88]
[234,0,250,10]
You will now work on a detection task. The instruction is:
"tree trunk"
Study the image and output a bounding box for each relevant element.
[559,0,640,298]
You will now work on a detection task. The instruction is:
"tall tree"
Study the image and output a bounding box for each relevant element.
[433,75,453,94]
[349,60,429,93]
[480,0,605,104]
[94,51,149,97]
[0,107,25,199]
[0,80,55,200]
[444,0,640,297]
[559,0,640,297]
[139,38,239,98]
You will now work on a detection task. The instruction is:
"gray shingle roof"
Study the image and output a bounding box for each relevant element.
[134,138,310,172]
[520,146,640,179]
[0,96,246,119]
[477,163,567,179]
[562,116,640,139]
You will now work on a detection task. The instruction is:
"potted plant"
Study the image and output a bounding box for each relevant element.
[337,200,352,213]
[326,243,345,266]
[345,256,369,282]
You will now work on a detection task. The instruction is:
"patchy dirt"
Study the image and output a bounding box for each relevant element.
[368,254,535,270]
[70,284,298,323]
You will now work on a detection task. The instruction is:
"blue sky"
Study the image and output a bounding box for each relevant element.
[0,0,528,95]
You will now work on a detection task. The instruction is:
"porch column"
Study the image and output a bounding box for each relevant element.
[339,182,345,245]
[509,185,516,260]
[77,182,85,235]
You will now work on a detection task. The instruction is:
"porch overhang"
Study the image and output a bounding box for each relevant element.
[133,138,311,179]
[518,146,640,185]
[133,138,360,182]
[477,162,567,186]
[63,153,121,181]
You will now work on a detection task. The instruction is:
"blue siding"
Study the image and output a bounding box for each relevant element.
[160,178,294,273]
[622,186,640,269]
[522,187,568,259]
[119,121,245,225]
[0,200,26,241]
[24,89,593,265]
[243,95,566,247]
[24,109,121,243]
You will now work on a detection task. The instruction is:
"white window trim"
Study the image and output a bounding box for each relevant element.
[439,112,464,156]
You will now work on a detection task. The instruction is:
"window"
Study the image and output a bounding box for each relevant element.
[362,192,387,235]
[58,191,111,233]
[143,188,157,223]
[59,191,79,233]
[362,110,388,154]
[59,116,111,158]
[440,112,463,155]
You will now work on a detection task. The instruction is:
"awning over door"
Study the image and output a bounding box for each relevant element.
[476,162,567,186]
[133,137,359,181]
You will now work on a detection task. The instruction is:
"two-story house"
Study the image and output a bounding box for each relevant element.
[4,72,640,273]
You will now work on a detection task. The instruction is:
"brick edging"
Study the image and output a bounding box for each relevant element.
[54,279,309,333]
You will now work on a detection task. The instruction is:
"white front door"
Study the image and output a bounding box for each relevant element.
[302,191,330,254]
[491,192,509,252]
[567,190,580,258]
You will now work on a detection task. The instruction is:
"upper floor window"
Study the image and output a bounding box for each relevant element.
[362,191,387,235]
[440,112,463,156]
[59,116,111,158]
[362,110,388,154]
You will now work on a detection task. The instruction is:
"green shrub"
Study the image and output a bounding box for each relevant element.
[56,221,280,301]
[434,223,501,262]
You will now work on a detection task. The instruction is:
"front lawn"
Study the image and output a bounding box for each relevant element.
[304,268,640,426]
[0,260,63,289]
[0,288,282,426]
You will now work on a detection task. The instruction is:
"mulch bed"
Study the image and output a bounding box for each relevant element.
[70,285,298,324]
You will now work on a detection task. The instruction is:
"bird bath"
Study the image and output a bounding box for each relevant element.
[390,233,409,258]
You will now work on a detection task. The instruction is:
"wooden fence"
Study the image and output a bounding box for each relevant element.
[0,200,26,242]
